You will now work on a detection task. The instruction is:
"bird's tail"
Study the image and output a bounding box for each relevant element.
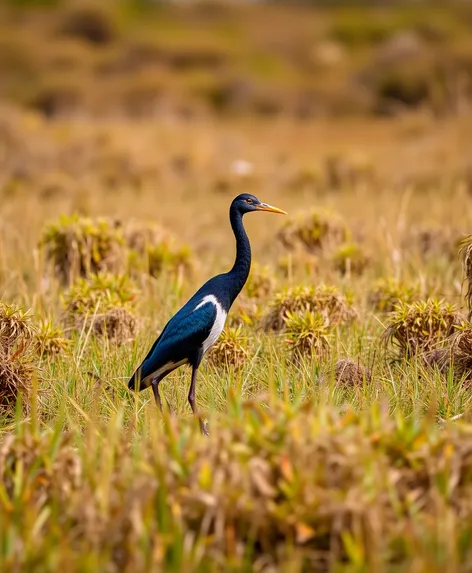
[128,368,150,391]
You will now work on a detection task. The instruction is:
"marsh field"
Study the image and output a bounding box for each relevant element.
[3,1,472,572]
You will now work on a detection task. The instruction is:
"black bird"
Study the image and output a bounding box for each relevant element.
[128,193,286,434]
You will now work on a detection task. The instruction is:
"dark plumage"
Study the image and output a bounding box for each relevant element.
[128,193,286,434]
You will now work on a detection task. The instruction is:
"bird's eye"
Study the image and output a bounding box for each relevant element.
[246,198,253,204]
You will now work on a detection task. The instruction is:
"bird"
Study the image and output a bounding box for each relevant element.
[128,193,286,435]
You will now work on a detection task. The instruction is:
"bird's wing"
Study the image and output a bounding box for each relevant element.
[139,301,218,378]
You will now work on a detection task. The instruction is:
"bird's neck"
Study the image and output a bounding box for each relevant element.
[227,205,251,303]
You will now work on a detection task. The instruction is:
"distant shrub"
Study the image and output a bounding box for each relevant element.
[63,273,137,317]
[331,242,370,276]
[244,264,275,299]
[368,278,421,313]
[28,74,85,117]
[330,14,396,48]
[406,225,460,261]
[41,215,125,284]
[277,251,319,279]
[146,242,193,279]
[122,220,171,255]
[227,297,262,329]
[82,307,138,343]
[122,220,193,278]
[41,215,193,284]
[58,4,117,45]
[277,209,348,254]
[284,310,332,363]
[384,299,463,357]
[63,273,138,342]
[263,285,357,332]
[323,153,376,189]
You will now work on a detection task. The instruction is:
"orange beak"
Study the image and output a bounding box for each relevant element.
[256,202,287,215]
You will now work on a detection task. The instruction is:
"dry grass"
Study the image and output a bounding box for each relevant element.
[384,299,463,358]
[263,285,357,332]
[0,303,36,415]
[2,2,472,571]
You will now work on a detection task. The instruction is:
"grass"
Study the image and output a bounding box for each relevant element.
[3,2,472,571]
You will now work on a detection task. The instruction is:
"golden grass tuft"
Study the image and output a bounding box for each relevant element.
[277,208,348,254]
[207,326,249,370]
[63,272,137,317]
[145,242,193,279]
[460,235,472,319]
[34,319,70,357]
[62,273,138,341]
[284,310,332,363]
[123,220,171,254]
[425,324,472,387]
[0,303,36,415]
[243,263,275,299]
[263,285,357,332]
[228,296,262,328]
[277,251,319,279]
[81,307,138,343]
[41,214,125,284]
[368,277,421,313]
[331,241,370,276]
[384,298,463,357]
[0,303,36,350]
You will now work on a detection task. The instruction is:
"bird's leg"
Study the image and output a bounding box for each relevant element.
[188,366,209,436]
[151,378,163,412]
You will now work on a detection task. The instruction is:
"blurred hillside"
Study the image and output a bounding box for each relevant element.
[1,0,472,120]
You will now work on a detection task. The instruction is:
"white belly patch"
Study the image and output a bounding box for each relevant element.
[194,294,227,354]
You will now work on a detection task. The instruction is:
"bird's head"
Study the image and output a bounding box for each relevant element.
[232,193,287,215]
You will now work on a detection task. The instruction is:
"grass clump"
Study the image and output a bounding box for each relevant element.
[408,225,459,261]
[41,214,125,284]
[243,263,275,299]
[425,324,472,387]
[331,241,370,276]
[460,235,472,319]
[63,273,137,316]
[368,277,421,313]
[384,298,462,357]
[263,285,357,332]
[145,242,193,279]
[84,307,138,343]
[4,404,472,571]
[284,310,332,363]
[34,319,70,357]
[123,220,193,278]
[0,303,36,415]
[207,326,249,370]
[277,208,348,254]
[62,273,138,342]
[334,358,371,387]
[123,220,171,254]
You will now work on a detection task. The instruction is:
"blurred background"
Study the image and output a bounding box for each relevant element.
[1,0,471,120]
[1,0,472,266]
